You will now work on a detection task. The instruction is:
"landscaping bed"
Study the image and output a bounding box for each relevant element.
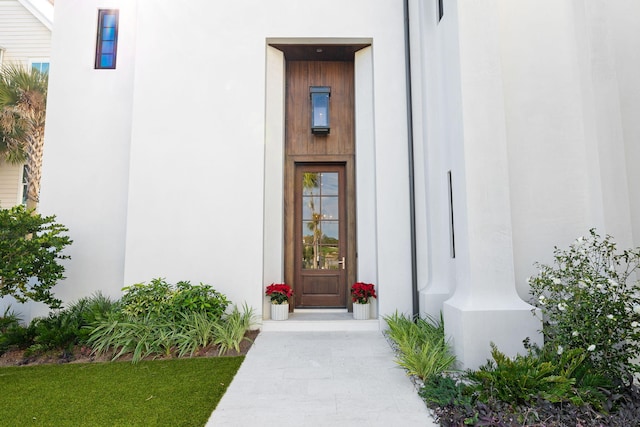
[0,329,258,368]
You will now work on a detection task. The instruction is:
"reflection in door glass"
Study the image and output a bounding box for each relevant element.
[302,172,339,270]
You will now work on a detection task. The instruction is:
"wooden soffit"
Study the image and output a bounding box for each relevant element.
[270,44,369,62]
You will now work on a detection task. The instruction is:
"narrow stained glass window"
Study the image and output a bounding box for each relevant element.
[95,10,119,69]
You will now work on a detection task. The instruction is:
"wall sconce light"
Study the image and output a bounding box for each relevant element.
[310,86,331,134]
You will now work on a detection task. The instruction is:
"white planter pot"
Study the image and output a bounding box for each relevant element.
[271,303,289,321]
[353,302,370,320]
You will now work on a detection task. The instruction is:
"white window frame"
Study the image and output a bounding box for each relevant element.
[20,165,28,206]
[28,58,50,73]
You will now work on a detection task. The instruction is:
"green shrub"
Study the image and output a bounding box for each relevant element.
[0,205,72,308]
[172,280,229,320]
[467,343,609,408]
[0,306,34,354]
[529,229,640,387]
[120,278,172,318]
[26,292,117,354]
[0,306,21,334]
[384,312,456,380]
[120,278,230,322]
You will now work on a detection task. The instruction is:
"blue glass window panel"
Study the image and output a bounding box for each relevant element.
[102,41,115,54]
[100,55,114,68]
[103,14,117,28]
[96,10,118,69]
[102,27,116,41]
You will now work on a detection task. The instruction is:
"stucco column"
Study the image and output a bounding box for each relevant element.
[443,0,541,370]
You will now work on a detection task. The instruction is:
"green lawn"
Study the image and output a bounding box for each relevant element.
[0,356,244,427]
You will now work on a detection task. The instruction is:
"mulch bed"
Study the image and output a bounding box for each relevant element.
[0,329,259,367]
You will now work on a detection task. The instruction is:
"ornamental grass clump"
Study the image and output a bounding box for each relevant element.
[265,283,293,304]
[384,312,456,380]
[528,229,640,388]
[351,282,377,304]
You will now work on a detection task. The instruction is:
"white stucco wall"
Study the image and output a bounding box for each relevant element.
[409,0,639,368]
[409,0,458,319]
[37,0,138,318]
[609,1,640,249]
[498,0,640,299]
[38,0,413,321]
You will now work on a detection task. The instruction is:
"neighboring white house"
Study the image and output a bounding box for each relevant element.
[0,0,52,208]
[15,0,640,369]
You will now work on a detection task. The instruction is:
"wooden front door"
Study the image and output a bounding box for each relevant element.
[281,52,357,309]
[294,164,347,307]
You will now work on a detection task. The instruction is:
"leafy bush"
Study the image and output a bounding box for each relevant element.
[467,343,609,408]
[0,205,72,308]
[0,306,21,334]
[528,229,640,387]
[384,312,456,380]
[25,292,117,355]
[0,306,33,354]
[120,278,229,321]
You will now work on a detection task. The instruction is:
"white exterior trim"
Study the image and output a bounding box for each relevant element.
[17,0,53,30]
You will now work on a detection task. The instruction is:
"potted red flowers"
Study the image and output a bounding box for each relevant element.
[265,283,293,320]
[351,282,377,320]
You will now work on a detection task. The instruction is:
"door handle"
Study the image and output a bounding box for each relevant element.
[338,256,345,270]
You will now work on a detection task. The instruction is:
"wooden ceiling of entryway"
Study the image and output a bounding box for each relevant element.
[270,44,369,61]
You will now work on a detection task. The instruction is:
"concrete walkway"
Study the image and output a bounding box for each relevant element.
[206,331,438,426]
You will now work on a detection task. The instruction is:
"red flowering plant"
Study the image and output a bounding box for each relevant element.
[265,283,293,305]
[351,282,377,304]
